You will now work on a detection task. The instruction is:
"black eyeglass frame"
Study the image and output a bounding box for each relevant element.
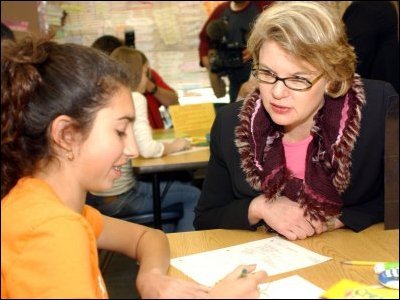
[251,68,324,91]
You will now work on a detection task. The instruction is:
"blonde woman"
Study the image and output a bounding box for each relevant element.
[194,1,398,240]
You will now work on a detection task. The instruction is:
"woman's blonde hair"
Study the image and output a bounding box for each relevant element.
[110,46,143,90]
[247,1,356,98]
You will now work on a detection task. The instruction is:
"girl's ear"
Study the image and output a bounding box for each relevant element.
[50,115,78,153]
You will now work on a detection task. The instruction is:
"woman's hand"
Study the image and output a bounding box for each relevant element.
[136,270,211,299]
[261,195,318,240]
[251,195,327,240]
[208,265,268,299]
[260,196,345,240]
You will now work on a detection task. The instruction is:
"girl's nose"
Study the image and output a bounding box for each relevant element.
[124,130,139,159]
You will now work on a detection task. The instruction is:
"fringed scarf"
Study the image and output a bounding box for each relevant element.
[235,74,366,221]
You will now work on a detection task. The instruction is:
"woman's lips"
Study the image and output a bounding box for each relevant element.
[271,103,292,114]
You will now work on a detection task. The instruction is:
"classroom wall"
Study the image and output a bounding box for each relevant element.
[1,1,42,40]
[41,1,226,92]
[1,1,355,93]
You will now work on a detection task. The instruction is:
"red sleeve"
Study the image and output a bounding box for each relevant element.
[150,69,174,92]
[198,2,231,66]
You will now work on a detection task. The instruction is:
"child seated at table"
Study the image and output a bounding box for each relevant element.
[1,35,267,298]
[87,46,199,233]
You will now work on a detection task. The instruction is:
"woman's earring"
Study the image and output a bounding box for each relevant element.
[66,151,74,161]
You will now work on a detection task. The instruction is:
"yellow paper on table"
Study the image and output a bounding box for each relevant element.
[322,279,399,299]
[169,103,215,138]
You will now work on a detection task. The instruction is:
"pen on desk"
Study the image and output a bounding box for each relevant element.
[341,261,383,266]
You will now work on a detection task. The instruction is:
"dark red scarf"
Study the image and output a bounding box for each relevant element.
[235,75,366,221]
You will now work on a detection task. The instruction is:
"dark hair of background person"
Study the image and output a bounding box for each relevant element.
[91,35,123,55]
[1,36,130,199]
[1,22,15,41]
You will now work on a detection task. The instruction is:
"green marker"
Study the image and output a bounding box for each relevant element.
[374,262,399,274]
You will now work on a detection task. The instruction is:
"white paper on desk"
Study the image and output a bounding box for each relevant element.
[170,236,331,287]
[258,275,324,299]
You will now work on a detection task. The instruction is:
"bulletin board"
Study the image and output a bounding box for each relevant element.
[39,1,225,92]
[37,1,352,94]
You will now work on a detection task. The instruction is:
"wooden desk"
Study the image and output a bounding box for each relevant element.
[131,129,210,229]
[167,223,399,290]
[132,147,210,174]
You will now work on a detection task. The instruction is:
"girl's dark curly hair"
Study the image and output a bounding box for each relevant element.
[1,36,130,198]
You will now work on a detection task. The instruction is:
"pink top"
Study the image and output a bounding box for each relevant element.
[283,135,313,180]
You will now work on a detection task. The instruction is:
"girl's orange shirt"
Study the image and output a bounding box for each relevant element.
[1,177,108,298]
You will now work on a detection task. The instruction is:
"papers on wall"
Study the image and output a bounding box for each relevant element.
[152,7,182,45]
[177,87,230,105]
[41,1,211,91]
[170,236,331,287]
[43,4,64,26]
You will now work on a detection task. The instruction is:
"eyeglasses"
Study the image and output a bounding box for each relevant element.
[251,68,324,91]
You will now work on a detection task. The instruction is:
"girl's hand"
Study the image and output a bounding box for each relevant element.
[136,271,210,299]
[208,264,268,299]
[172,138,191,153]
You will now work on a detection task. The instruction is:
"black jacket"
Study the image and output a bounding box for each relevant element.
[194,79,398,232]
[343,1,399,92]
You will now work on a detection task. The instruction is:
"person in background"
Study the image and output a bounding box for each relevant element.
[121,47,190,157]
[1,22,15,41]
[194,2,398,240]
[92,34,178,129]
[1,36,267,299]
[91,34,123,55]
[86,46,198,233]
[198,1,273,102]
[142,56,178,129]
[123,30,178,129]
[236,73,259,101]
[342,1,399,92]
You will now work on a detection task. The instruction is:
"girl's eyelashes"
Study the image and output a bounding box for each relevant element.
[116,130,127,137]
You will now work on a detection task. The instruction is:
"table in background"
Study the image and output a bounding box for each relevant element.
[167,223,399,290]
[131,129,210,229]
